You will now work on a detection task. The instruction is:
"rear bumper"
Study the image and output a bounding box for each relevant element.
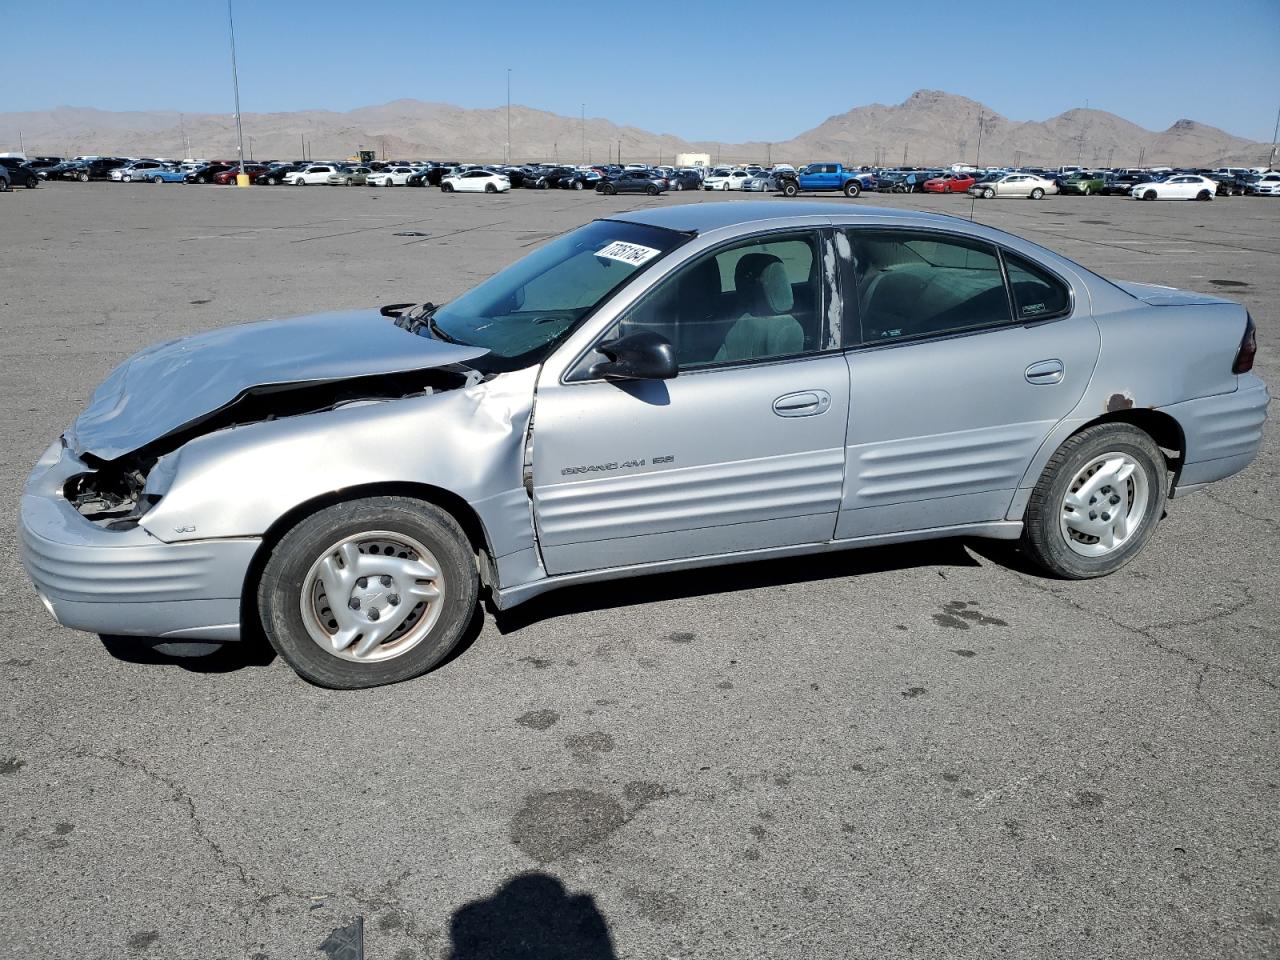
[19,442,260,641]
[1166,375,1269,496]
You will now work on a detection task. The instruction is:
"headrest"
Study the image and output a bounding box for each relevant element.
[757,261,794,314]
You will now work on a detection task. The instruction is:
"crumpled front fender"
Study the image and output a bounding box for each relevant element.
[140,367,538,562]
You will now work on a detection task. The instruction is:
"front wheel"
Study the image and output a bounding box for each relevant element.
[257,497,479,689]
[843,180,861,198]
[982,187,995,199]
[152,176,164,184]
[79,172,90,182]
[441,182,453,192]
[1143,189,1157,201]
[781,181,799,197]
[601,183,616,195]
[574,180,584,190]
[646,185,658,196]
[1020,423,1167,579]
[1030,187,1045,200]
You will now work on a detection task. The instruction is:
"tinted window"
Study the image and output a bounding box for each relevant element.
[1003,251,1071,321]
[602,231,824,369]
[848,230,1012,343]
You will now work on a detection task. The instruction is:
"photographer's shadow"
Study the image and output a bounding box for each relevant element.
[447,872,617,960]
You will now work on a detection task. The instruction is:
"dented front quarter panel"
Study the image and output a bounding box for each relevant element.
[140,366,539,563]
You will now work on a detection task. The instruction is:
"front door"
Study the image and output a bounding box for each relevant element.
[835,227,1101,538]
[531,228,850,575]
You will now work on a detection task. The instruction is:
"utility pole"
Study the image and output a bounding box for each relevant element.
[618,139,622,167]
[300,134,305,161]
[1270,103,1279,171]
[581,103,585,163]
[248,136,254,161]
[505,68,511,163]
[18,130,23,155]
[903,144,907,166]
[226,0,246,180]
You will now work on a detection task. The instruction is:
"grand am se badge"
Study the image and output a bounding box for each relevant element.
[560,455,674,476]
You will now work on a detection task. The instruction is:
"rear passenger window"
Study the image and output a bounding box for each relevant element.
[848,230,1012,343]
[1003,251,1071,321]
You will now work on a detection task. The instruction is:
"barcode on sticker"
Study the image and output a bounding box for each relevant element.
[596,241,660,265]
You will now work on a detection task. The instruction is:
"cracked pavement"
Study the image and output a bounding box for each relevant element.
[0,184,1276,959]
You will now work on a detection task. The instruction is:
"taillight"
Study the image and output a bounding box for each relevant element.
[1233,313,1256,374]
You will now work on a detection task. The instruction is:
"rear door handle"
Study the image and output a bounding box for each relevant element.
[1025,359,1065,384]
[773,390,832,417]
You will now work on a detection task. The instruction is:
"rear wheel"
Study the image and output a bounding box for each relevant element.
[646,185,658,196]
[257,497,478,689]
[152,175,164,184]
[1196,189,1212,201]
[1030,187,1044,199]
[574,180,584,190]
[441,182,453,192]
[781,180,799,197]
[485,182,497,193]
[843,180,861,198]
[1020,423,1167,579]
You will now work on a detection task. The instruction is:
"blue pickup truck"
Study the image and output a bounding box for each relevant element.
[778,163,875,198]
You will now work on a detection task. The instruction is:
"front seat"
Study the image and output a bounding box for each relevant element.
[714,255,804,363]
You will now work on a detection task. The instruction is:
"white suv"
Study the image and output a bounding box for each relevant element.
[286,165,339,185]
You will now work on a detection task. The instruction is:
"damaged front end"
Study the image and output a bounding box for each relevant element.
[57,307,492,530]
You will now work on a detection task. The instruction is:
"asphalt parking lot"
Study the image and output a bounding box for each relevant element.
[1,182,1277,960]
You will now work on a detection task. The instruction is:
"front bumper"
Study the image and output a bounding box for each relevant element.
[19,442,260,641]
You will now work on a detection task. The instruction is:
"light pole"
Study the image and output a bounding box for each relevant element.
[227,0,247,182]
[505,68,511,163]
[581,103,585,164]
[1269,103,1279,171]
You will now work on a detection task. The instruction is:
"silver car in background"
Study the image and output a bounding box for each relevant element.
[19,203,1267,688]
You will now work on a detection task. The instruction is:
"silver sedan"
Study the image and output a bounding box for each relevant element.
[20,203,1268,687]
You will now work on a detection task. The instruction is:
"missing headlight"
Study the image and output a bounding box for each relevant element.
[64,468,160,529]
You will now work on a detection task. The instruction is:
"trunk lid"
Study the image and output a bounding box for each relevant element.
[1113,280,1235,307]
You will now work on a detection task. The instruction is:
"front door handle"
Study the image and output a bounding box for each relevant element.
[1025,359,1065,384]
[773,390,832,418]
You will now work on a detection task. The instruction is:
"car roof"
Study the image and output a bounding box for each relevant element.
[610,201,971,234]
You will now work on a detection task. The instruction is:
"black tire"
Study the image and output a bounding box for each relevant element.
[0,178,9,192]
[674,180,683,191]
[257,496,479,689]
[1143,189,1157,201]
[1020,423,1167,580]
[266,176,278,185]
[79,172,90,182]
[441,182,453,192]
[646,185,658,196]
[574,180,584,190]
[982,187,995,199]
[843,180,861,198]
[1030,187,1044,200]
[152,175,163,184]
[485,182,497,193]
[781,180,799,198]
[1196,190,1212,201]
[602,183,616,195]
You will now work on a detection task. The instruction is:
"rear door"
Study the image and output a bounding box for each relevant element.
[835,227,1101,538]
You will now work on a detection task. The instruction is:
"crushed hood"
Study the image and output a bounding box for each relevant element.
[66,309,488,461]
[1113,280,1234,307]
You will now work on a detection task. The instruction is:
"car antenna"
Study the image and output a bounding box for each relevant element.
[969,108,985,223]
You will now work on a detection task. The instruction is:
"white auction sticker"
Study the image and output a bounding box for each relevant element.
[595,240,661,266]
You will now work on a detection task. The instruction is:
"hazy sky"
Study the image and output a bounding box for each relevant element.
[3,1,1277,142]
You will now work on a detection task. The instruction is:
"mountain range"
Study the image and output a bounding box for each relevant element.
[1,90,1272,168]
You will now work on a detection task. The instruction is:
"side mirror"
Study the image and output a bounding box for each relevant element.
[589,331,678,381]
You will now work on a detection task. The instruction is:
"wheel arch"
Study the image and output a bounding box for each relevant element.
[239,481,498,638]
[1007,408,1187,523]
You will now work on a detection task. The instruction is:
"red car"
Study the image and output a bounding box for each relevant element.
[212,164,268,185]
[923,172,978,194]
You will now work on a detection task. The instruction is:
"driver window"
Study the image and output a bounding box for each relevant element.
[602,231,824,369]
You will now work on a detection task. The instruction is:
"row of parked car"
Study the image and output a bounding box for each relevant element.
[10,153,1277,203]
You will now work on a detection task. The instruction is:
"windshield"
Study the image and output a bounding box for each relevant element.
[428,219,689,369]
